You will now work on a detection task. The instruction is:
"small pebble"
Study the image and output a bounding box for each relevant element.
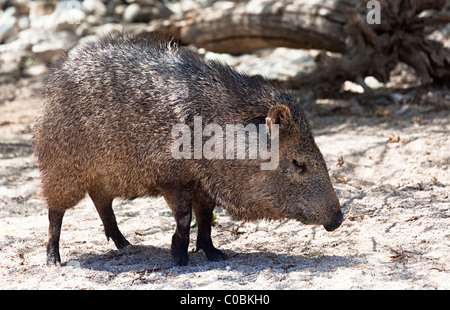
[256,222,268,232]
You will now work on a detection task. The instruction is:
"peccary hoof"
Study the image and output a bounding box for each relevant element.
[46,253,61,266]
[204,248,228,262]
[172,251,189,266]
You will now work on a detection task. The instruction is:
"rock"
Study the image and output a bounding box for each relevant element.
[29,1,58,30]
[6,0,30,16]
[364,76,384,89]
[54,30,79,48]
[125,0,158,5]
[31,41,64,63]
[123,3,147,22]
[75,21,91,37]
[2,5,18,17]
[0,46,31,82]
[114,4,128,17]
[255,222,268,232]
[93,23,123,36]
[85,13,101,26]
[0,7,19,44]
[82,0,107,17]
[224,48,316,83]
[52,4,86,32]
[166,0,210,17]
[155,3,173,19]
[28,3,86,35]
[17,15,30,30]
[123,3,172,23]
[31,31,78,63]
[22,63,48,77]
[76,34,100,48]
[342,81,364,93]
[0,50,21,81]
[16,27,47,47]
[29,0,57,21]
[0,33,31,53]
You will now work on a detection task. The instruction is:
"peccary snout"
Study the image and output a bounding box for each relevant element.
[324,209,344,232]
[315,188,343,232]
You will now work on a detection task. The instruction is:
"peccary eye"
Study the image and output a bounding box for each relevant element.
[293,160,306,172]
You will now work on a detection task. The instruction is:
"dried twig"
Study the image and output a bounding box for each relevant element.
[389,246,410,261]
[430,267,449,272]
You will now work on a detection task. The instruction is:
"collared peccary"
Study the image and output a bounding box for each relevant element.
[32,35,343,266]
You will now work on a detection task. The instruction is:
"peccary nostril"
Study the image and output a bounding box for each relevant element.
[324,211,344,232]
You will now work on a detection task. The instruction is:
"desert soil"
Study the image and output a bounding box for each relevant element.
[0,77,449,290]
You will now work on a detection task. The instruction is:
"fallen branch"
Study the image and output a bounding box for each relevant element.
[285,0,450,96]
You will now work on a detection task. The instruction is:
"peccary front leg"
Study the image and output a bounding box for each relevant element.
[88,189,130,249]
[47,208,65,266]
[162,188,192,266]
[192,194,227,262]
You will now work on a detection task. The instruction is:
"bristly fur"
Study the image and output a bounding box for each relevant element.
[34,34,312,216]
[33,35,342,266]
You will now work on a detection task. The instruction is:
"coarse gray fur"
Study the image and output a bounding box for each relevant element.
[33,35,343,266]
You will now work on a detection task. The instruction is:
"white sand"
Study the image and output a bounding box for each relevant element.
[0,78,448,289]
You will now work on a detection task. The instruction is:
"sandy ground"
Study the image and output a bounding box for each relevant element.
[0,77,449,290]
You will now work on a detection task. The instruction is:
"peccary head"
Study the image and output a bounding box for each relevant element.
[195,99,343,232]
[264,104,344,231]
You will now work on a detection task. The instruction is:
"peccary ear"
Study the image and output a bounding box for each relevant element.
[265,105,292,129]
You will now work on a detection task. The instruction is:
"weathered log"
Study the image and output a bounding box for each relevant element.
[285,0,450,96]
[143,0,350,53]
[141,0,450,97]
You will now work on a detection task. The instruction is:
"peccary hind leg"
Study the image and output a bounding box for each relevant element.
[88,189,130,249]
[47,208,65,265]
[163,188,192,266]
[192,193,227,262]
